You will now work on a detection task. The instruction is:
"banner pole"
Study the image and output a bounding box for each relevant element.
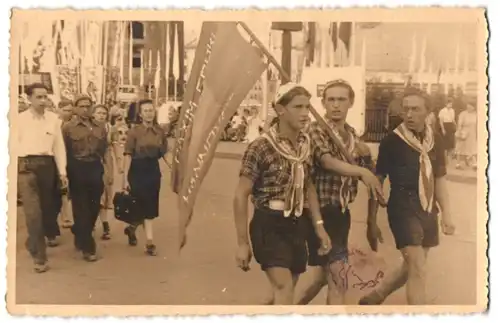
[237,21,355,165]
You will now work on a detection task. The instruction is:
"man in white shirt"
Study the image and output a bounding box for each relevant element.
[18,83,68,273]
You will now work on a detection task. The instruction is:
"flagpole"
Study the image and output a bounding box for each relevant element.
[102,21,109,104]
[139,48,144,88]
[155,49,161,105]
[128,22,133,85]
[237,21,356,166]
[172,23,178,101]
[350,22,356,67]
[165,22,169,101]
[20,26,24,95]
[148,49,153,99]
[119,21,125,84]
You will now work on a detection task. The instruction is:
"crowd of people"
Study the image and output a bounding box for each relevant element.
[17,78,464,306]
[17,83,169,271]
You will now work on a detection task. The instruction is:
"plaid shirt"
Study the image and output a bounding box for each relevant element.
[309,121,374,208]
[239,133,313,210]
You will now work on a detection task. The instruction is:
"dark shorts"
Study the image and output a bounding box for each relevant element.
[306,204,351,266]
[249,208,309,274]
[387,207,439,250]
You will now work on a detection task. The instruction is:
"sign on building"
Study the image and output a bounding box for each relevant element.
[116,84,140,102]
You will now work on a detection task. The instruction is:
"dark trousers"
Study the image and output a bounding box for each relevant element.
[17,156,59,264]
[68,160,104,254]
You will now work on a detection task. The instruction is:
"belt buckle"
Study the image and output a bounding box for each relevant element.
[269,200,285,211]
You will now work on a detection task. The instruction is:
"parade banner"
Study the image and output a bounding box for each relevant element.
[56,65,79,101]
[104,66,120,103]
[172,22,267,249]
[81,66,104,104]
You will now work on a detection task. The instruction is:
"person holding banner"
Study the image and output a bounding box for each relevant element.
[292,79,384,305]
[122,99,168,256]
[359,88,455,305]
[63,95,112,262]
[234,82,332,305]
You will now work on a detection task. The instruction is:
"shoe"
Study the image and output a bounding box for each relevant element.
[83,253,98,262]
[145,244,157,256]
[358,291,385,305]
[34,262,49,273]
[124,226,137,246]
[101,222,111,240]
[47,237,59,248]
[101,231,111,240]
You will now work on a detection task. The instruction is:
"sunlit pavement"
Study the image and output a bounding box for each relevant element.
[14,150,481,306]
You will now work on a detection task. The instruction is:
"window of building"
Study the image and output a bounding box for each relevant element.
[131,22,144,39]
[132,47,142,68]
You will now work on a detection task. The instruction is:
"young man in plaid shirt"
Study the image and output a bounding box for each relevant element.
[233,82,332,305]
[295,80,386,305]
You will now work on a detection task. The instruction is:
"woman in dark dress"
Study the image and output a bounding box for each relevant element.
[122,99,168,256]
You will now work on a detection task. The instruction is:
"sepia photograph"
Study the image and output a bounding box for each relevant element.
[7,8,488,316]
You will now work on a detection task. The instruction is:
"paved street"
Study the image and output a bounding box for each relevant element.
[14,153,480,306]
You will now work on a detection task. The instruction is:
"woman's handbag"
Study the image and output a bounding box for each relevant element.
[113,191,142,224]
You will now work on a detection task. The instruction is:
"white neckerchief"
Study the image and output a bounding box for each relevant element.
[394,123,435,213]
[262,126,310,217]
[329,122,357,211]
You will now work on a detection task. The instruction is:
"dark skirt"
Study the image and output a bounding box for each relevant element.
[442,122,456,150]
[128,158,161,220]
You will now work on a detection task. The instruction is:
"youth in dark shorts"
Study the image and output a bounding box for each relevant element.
[359,87,456,305]
[122,99,169,256]
[295,80,385,305]
[233,82,331,305]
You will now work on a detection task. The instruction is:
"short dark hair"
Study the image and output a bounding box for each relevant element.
[74,95,92,107]
[92,104,109,121]
[58,99,73,110]
[133,99,157,125]
[110,113,125,126]
[402,87,431,110]
[322,79,355,102]
[137,99,154,113]
[25,83,48,97]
